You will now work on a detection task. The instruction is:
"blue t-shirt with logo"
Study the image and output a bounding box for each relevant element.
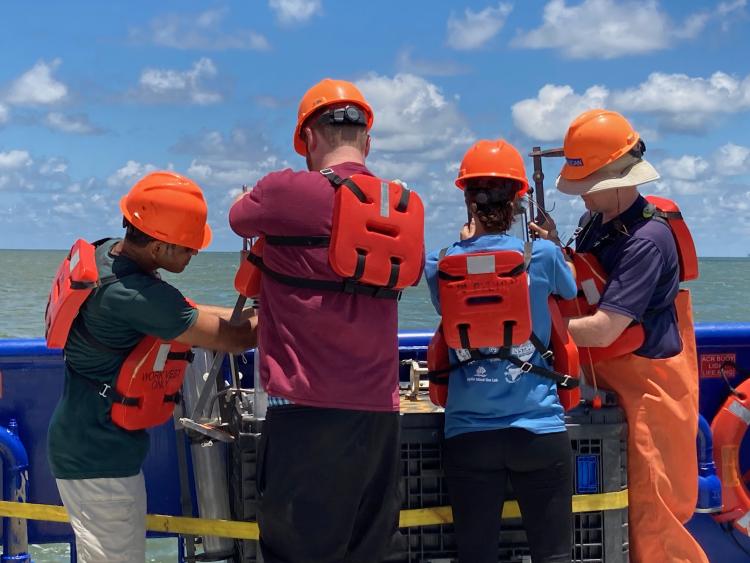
[425,235,577,439]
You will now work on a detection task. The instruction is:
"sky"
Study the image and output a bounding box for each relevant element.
[1,0,749,255]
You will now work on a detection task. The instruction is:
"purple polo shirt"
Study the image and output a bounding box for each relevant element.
[229,162,400,411]
[576,195,682,359]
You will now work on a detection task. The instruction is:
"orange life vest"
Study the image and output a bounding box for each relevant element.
[427,247,579,409]
[557,195,696,362]
[239,170,424,299]
[234,237,265,298]
[45,238,194,431]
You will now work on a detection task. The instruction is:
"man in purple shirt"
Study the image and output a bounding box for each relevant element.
[532,109,705,563]
[229,79,415,563]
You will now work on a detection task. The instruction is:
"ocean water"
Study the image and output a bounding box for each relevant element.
[2,249,750,339]
[2,250,750,561]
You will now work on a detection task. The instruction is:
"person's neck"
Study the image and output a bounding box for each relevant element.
[113,240,158,273]
[314,146,366,170]
[601,189,639,224]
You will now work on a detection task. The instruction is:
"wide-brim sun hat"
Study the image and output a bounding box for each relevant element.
[556,153,660,196]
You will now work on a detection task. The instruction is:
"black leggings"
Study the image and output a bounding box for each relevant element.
[444,428,572,563]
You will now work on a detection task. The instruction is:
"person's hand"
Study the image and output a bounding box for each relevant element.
[460,218,476,241]
[529,217,560,244]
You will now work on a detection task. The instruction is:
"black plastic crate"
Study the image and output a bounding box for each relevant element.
[231,407,629,563]
[386,407,629,563]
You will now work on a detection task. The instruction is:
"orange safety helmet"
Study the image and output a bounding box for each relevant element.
[455,139,529,196]
[119,171,212,251]
[560,109,640,181]
[293,78,374,156]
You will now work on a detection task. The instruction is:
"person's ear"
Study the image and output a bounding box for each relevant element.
[364,134,371,157]
[303,126,316,153]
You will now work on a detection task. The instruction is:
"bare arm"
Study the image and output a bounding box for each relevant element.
[196,303,256,323]
[567,309,633,348]
[529,220,576,277]
[174,310,258,354]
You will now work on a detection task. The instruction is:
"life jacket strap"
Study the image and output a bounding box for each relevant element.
[245,251,401,300]
[265,235,331,247]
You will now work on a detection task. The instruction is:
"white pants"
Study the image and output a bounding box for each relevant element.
[56,472,147,563]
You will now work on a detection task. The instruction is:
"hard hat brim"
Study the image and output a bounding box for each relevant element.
[556,156,660,196]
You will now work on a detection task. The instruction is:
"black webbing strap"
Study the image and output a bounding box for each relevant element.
[245,251,400,299]
[68,362,182,407]
[427,349,578,388]
[396,186,410,212]
[74,318,132,356]
[320,168,368,202]
[265,235,331,247]
[426,325,577,389]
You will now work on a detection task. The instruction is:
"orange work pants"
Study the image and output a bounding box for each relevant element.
[587,290,708,563]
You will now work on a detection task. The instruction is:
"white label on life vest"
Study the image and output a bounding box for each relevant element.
[70,249,80,273]
[152,344,171,372]
[380,182,390,217]
[737,509,750,534]
[729,400,750,427]
[581,278,600,305]
[467,254,495,274]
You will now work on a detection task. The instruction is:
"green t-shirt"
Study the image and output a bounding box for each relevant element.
[48,239,198,479]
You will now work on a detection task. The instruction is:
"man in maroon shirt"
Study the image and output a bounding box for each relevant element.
[229,79,414,563]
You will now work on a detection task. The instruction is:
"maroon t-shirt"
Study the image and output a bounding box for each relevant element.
[229,162,400,411]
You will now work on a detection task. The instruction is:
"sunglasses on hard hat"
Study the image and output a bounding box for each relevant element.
[465,177,523,193]
[316,105,368,126]
[629,139,646,159]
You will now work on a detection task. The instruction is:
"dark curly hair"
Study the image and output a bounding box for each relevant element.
[463,177,523,233]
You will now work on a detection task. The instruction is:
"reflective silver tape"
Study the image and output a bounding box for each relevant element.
[581,278,600,306]
[70,249,80,273]
[729,400,750,426]
[466,254,495,275]
[380,182,390,218]
[153,344,172,372]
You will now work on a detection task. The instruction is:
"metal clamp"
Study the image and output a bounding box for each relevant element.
[520,362,533,373]
[99,383,111,398]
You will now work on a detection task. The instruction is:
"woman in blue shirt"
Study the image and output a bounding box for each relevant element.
[425,139,577,563]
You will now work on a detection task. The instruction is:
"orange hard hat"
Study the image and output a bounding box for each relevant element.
[119,171,212,250]
[560,109,640,180]
[455,139,529,196]
[293,78,374,156]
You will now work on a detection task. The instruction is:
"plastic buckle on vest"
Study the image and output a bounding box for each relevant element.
[319,168,334,175]
[541,350,554,360]
[99,383,111,398]
[520,362,533,373]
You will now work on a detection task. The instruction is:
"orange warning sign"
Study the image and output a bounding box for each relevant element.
[700,353,736,378]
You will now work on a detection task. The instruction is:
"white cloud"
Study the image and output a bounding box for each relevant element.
[5,59,68,105]
[512,0,713,59]
[714,143,750,176]
[356,73,474,159]
[106,160,158,188]
[659,155,710,181]
[53,201,85,216]
[44,112,102,135]
[395,48,467,77]
[172,127,287,197]
[269,0,322,25]
[612,72,750,132]
[136,58,222,105]
[134,8,270,51]
[0,150,32,170]
[447,2,513,50]
[511,84,609,141]
[0,104,8,124]
[513,70,750,139]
